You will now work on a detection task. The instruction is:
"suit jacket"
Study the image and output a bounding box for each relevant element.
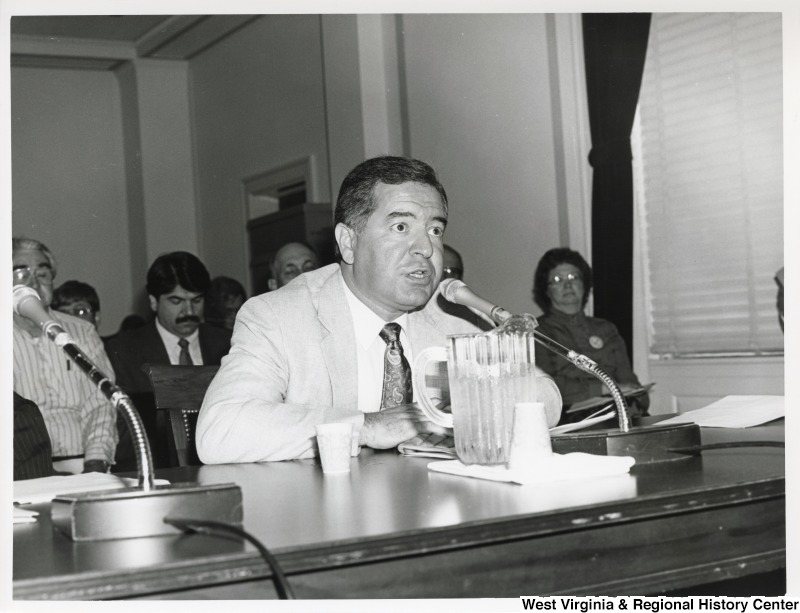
[105,319,231,469]
[14,392,57,481]
[197,264,561,463]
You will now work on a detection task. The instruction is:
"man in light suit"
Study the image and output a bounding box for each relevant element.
[105,251,231,469]
[197,156,561,463]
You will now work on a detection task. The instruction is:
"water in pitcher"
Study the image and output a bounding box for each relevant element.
[450,374,517,465]
[446,323,538,466]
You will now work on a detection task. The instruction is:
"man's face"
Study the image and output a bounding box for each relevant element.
[269,243,319,290]
[149,285,204,337]
[56,300,99,327]
[442,249,463,281]
[338,181,447,320]
[13,248,55,307]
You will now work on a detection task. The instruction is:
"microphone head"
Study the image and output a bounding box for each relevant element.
[13,285,41,316]
[439,278,467,303]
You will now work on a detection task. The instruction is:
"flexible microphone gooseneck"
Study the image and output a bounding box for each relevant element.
[439,279,632,432]
[13,285,243,541]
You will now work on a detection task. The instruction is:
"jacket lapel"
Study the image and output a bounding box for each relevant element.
[141,320,171,364]
[316,269,358,409]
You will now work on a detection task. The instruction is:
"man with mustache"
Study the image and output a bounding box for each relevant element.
[105,251,231,469]
[196,156,562,463]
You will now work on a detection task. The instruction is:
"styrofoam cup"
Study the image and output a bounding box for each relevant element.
[315,422,354,474]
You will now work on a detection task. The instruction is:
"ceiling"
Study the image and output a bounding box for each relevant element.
[10,15,174,43]
[9,14,260,62]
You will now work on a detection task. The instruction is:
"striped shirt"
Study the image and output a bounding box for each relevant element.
[13,309,118,463]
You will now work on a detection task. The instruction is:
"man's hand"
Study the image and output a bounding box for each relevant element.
[82,460,109,474]
[359,404,449,449]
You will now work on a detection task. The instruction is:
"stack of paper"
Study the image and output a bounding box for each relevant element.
[398,433,457,459]
[13,507,39,525]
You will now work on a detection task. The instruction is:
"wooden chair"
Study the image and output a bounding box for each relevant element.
[144,364,219,467]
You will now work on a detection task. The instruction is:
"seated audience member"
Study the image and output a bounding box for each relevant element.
[14,392,57,480]
[442,244,464,281]
[435,244,492,329]
[51,279,101,329]
[267,241,320,290]
[196,155,562,463]
[775,266,784,332]
[105,251,232,470]
[13,237,117,474]
[532,247,649,419]
[205,276,247,331]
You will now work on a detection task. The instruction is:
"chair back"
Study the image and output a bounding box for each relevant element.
[144,364,219,467]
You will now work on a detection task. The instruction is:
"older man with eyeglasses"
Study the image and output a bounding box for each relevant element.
[12,237,118,474]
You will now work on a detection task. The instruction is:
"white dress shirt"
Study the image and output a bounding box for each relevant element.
[155,319,203,365]
[342,283,416,414]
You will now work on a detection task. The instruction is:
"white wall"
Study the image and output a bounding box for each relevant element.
[11,66,133,337]
[400,14,563,315]
[189,15,331,288]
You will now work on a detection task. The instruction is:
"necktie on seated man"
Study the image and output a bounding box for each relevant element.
[178,338,193,366]
[379,323,413,409]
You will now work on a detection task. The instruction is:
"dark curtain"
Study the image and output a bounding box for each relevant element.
[582,13,651,359]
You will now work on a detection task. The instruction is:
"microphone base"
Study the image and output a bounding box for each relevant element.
[551,422,702,464]
[51,482,243,541]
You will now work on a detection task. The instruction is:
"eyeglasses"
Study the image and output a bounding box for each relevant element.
[61,305,95,319]
[13,265,54,286]
[548,272,582,286]
[442,267,463,280]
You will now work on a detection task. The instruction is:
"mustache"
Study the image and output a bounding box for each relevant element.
[175,315,201,325]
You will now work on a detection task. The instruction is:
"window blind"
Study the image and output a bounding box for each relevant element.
[635,12,784,357]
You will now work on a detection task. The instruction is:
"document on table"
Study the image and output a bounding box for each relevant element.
[657,395,785,428]
[13,472,170,506]
[13,507,39,524]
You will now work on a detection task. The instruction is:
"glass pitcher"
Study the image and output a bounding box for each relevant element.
[414,315,539,465]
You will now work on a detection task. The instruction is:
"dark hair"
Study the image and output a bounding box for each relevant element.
[532,247,593,313]
[146,251,211,299]
[204,276,247,325]
[443,244,463,267]
[119,314,146,332]
[334,156,448,234]
[51,280,100,312]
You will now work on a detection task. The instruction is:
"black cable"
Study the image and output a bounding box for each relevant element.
[163,516,296,599]
[668,441,785,455]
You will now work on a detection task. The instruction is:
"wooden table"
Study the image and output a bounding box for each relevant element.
[13,421,786,599]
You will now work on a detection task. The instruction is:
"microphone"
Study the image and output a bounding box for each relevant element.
[12,285,242,540]
[14,285,71,343]
[439,278,514,325]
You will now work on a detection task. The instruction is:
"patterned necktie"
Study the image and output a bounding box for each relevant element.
[178,338,193,365]
[379,323,413,409]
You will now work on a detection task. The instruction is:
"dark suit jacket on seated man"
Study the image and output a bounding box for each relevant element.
[105,251,231,470]
[14,392,58,481]
[196,156,561,463]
